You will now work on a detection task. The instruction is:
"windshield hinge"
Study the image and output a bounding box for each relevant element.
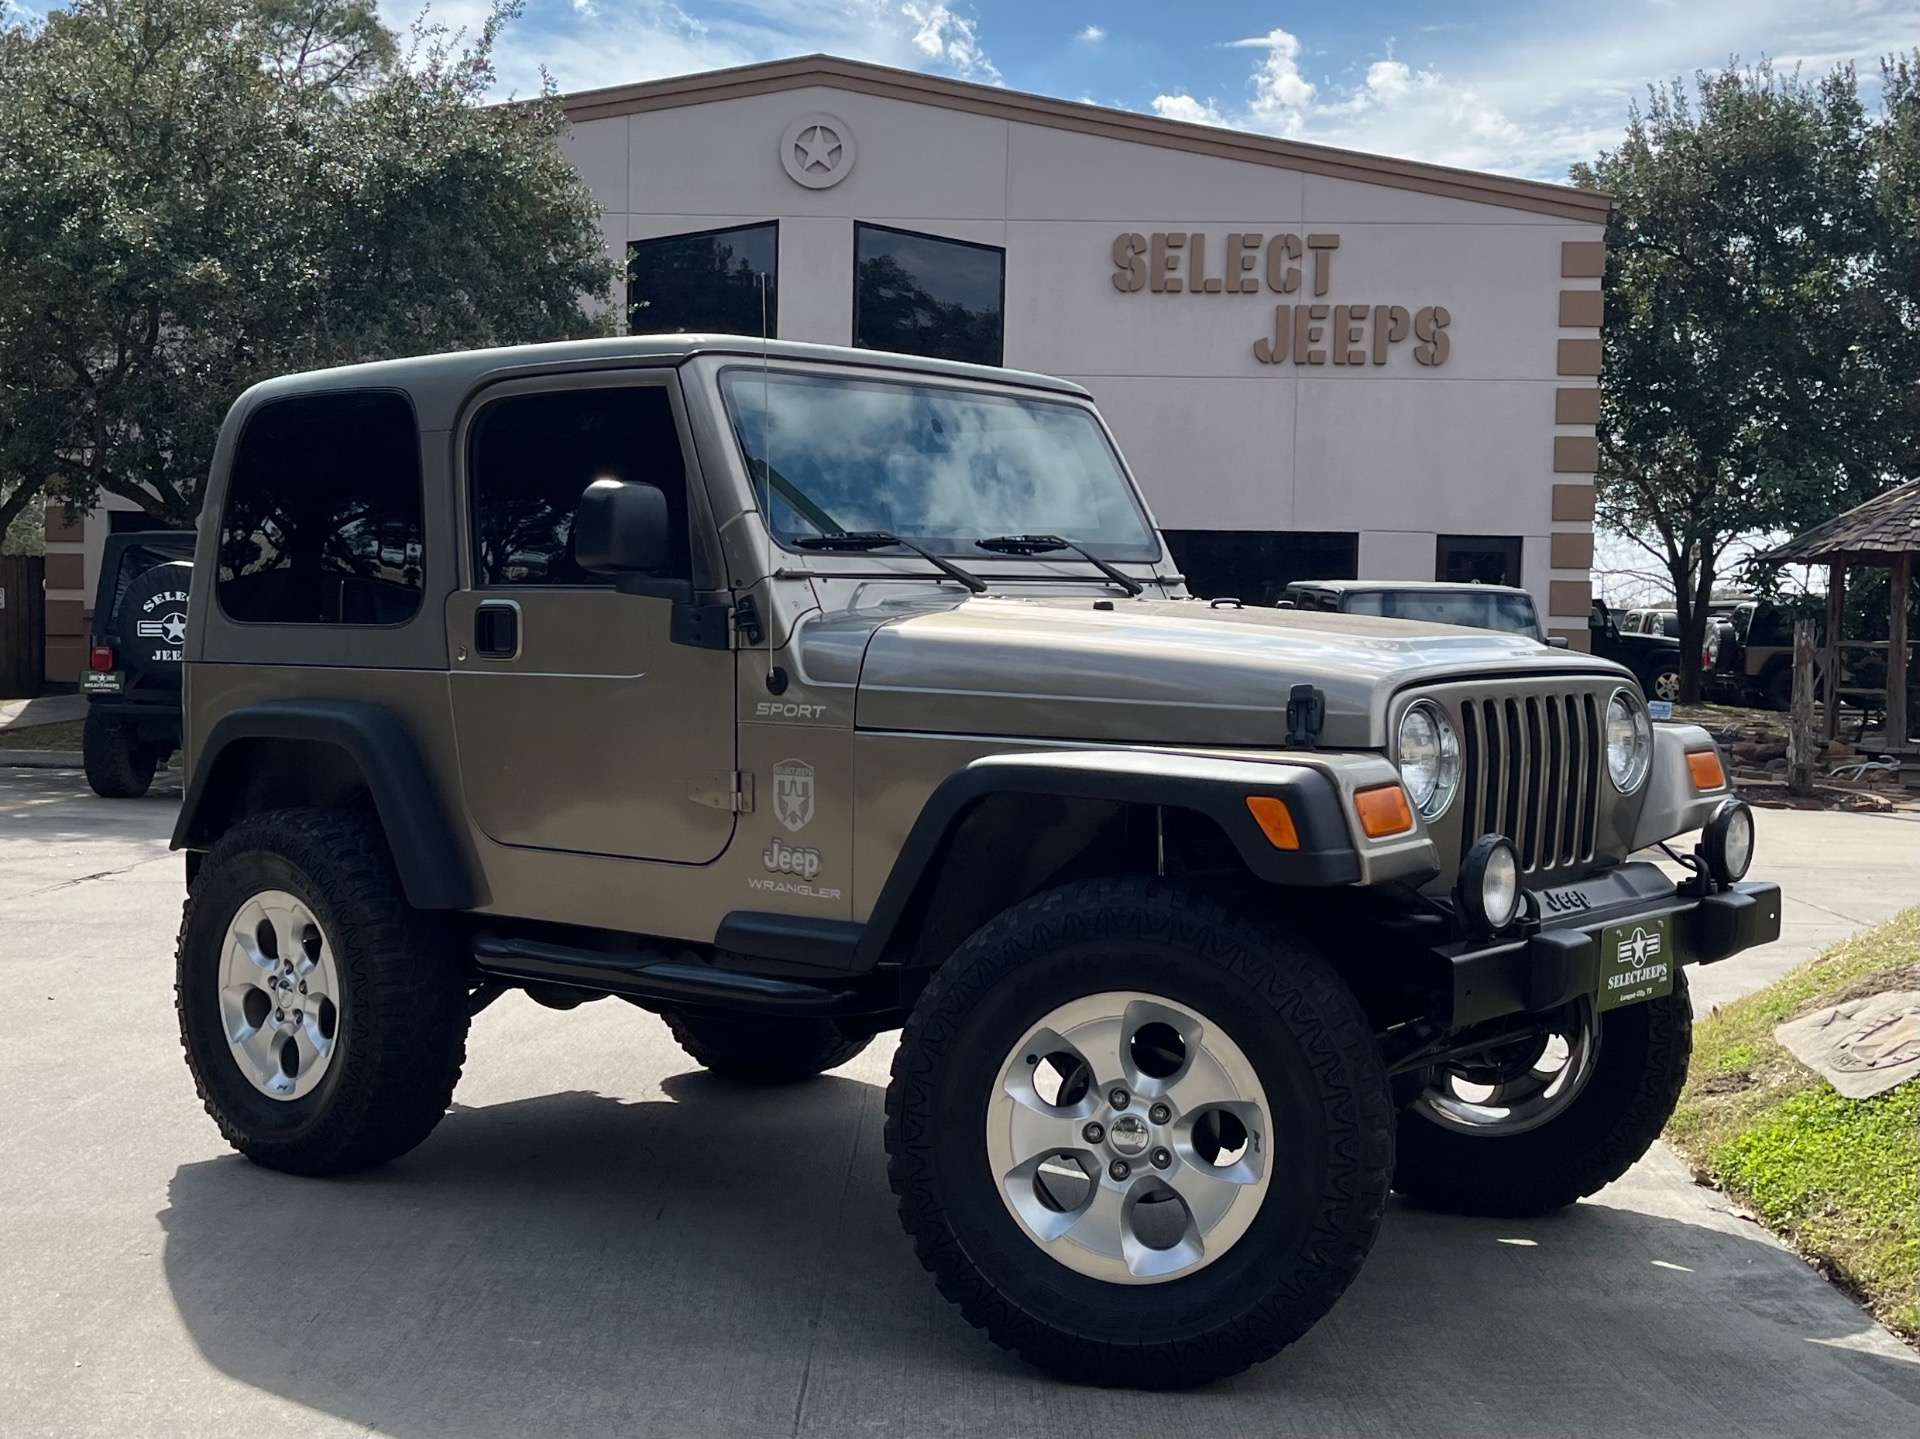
[691,770,754,813]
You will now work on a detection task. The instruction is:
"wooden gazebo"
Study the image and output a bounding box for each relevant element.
[1763,479,1919,753]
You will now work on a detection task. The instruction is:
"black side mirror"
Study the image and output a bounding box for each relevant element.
[575,479,669,574]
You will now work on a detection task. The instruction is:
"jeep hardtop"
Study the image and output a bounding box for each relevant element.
[173,335,1781,1388]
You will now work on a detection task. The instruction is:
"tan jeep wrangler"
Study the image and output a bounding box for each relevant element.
[174,336,1781,1388]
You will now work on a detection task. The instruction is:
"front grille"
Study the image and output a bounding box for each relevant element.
[1457,692,1602,873]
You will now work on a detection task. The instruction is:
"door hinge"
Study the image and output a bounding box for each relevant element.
[732,594,765,646]
[691,770,754,812]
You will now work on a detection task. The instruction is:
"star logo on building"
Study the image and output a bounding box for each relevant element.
[794,123,842,174]
[779,113,857,189]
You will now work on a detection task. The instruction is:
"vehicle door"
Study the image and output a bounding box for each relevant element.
[446,372,736,863]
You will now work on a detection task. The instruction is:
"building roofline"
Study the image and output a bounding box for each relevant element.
[558,53,1614,223]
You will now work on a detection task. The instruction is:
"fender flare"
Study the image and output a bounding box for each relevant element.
[171,699,481,910]
[850,749,1367,971]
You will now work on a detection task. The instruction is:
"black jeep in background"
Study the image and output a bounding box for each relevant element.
[1589,599,1684,703]
[80,532,192,797]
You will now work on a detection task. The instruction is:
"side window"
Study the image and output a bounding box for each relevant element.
[468,385,692,587]
[627,222,777,336]
[218,391,424,626]
[854,223,1005,366]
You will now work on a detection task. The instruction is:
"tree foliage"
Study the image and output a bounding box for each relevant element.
[1572,59,1918,699]
[0,0,615,529]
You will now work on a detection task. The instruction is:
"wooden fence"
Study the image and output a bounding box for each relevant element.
[0,554,46,697]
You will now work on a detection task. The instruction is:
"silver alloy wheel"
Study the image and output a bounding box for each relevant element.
[217,889,342,1101]
[1652,669,1682,703]
[1411,1000,1601,1136]
[987,990,1272,1284]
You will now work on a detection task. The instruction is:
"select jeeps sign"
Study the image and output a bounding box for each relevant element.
[1109,231,1451,369]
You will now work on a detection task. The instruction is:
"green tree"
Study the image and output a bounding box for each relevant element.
[0,0,614,532]
[1573,59,1917,699]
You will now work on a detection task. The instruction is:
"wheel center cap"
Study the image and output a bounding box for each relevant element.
[1108,1113,1151,1156]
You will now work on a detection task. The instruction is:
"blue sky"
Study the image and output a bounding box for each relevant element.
[2,0,1909,178]
[403,0,1914,180]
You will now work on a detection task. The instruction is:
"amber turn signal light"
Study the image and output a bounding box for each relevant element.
[1685,749,1726,791]
[1245,795,1300,850]
[1353,783,1415,838]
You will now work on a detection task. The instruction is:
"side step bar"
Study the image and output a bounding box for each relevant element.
[472,931,862,1014]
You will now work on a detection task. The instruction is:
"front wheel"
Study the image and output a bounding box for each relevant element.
[1646,663,1682,705]
[1393,972,1691,1217]
[886,877,1393,1388]
[176,808,469,1176]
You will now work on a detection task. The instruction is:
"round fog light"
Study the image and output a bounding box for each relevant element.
[1703,799,1755,885]
[1458,834,1522,935]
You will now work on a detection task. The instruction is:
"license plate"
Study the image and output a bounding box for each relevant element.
[1598,914,1674,1012]
[81,670,124,695]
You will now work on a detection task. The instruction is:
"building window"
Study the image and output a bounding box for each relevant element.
[854,223,1004,366]
[627,222,777,337]
[217,391,424,625]
[1162,530,1358,607]
[1436,534,1523,587]
[468,385,691,587]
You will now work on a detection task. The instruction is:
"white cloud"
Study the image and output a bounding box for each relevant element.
[380,0,1002,98]
[1075,24,1105,43]
[1150,2,1916,180]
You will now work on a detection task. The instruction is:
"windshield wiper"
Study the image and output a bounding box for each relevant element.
[794,531,988,594]
[975,534,1144,596]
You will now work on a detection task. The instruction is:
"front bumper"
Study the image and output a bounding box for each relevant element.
[1442,862,1782,1029]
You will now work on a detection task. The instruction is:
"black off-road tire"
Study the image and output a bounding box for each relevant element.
[177,808,469,1176]
[664,1010,871,1082]
[82,711,156,798]
[886,876,1393,1389]
[1394,972,1692,1217]
[1645,662,1682,705]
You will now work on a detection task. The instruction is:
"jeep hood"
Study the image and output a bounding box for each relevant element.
[804,596,1628,748]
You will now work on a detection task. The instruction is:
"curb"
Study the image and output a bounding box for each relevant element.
[0,751,84,768]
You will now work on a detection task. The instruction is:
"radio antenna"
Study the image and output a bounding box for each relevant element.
[757,270,780,687]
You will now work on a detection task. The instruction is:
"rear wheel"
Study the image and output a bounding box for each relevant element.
[82,711,156,798]
[177,808,469,1175]
[886,877,1392,1388]
[1393,974,1691,1217]
[664,1010,870,1082]
[1646,663,1681,704]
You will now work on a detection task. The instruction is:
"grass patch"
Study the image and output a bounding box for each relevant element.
[1667,908,1919,1340]
[0,718,84,751]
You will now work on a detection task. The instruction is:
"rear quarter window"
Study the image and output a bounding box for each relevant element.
[217,391,425,625]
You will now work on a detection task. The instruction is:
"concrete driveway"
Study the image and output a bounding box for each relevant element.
[1,771,1915,1438]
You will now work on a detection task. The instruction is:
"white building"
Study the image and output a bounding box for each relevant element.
[558,54,1607,647]
[41,53,1607,681]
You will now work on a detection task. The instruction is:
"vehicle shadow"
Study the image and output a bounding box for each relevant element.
[158,1075,1920,1439]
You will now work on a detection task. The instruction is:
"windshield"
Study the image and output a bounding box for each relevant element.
[1342,589,1541,639]
[720,370,1161,561]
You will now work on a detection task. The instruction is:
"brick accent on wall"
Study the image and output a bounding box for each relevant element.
[1556,338,1602,376]
[1550,531,1595,569]
[1549,579,1593,617]
[1558,289,1603,327]
[1551,483,1596,522]
[1554,387,1600,425]
[1560,240,1606,277]
[1552,434,1599,473]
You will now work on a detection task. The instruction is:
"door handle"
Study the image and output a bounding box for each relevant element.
[474,600,520,659]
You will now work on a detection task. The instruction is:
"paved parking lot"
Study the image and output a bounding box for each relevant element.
[1,769,1915,1438]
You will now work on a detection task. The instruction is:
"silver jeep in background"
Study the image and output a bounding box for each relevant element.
[171,336,1781,1388]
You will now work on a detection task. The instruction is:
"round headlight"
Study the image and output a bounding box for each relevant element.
[1397,702,1460,817]
[1605,689,1653,792]
[1704,798,1755,884]
[1459,834,1522,934]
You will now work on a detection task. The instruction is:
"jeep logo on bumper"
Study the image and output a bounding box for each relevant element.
[1541,886,1592,914]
